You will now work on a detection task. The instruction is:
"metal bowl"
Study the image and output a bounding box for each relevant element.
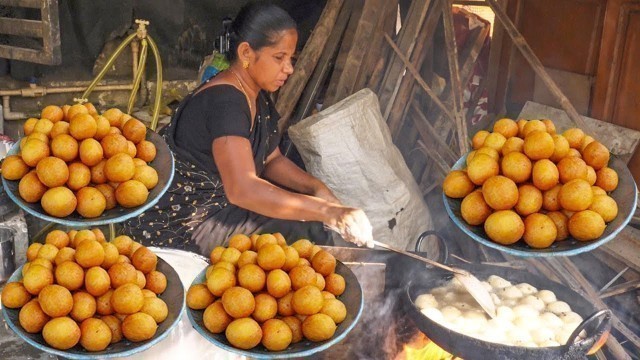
[1,130,174,226]
[405,264,611,360]
[187,260,364,359]
[443,154,637,257]
[1,257,185,359]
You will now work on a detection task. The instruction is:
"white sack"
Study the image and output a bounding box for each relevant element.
[288,88,432,250]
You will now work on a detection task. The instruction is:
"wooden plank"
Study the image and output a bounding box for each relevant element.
[323,0,385,107]
[411,102,458,163]
[378,0,433,116]
[485,0,507,117]
[288,0,353,126]
[41,0,60,65]
[386,0,444,138]
[600,280,640,299]
[485,0,588,132]
[0,0,41,8]
[276,0,345,131]
[442,0,469,155]
[545,257,637,359]
[0,17,43,38]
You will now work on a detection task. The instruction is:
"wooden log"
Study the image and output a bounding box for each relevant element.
[442,1,469,156]
[484,0,589,132]
[378,0,433,116]
[386,0,445,138]
[324,0,384,107]
[411,102,458,163]
[288,1,353,126]
[545,257,637,359]
[485,0,508,116]
[276,0,345,131]
[415,136,450,175]
[600,280,640,299]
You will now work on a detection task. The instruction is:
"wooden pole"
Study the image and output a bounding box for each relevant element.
[276,0,344,131]
[485,0,589,131]
[442,0,470,155]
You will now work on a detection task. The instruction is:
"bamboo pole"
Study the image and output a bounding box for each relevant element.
[485,0,589,131]
[276,0,345,132]
[442,0,469,155]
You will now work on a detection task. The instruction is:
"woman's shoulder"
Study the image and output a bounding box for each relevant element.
[194,83,245,101]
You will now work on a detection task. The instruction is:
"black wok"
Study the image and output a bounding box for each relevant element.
[405,264,611,360]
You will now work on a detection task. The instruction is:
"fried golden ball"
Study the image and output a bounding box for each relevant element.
[131,246,157,274]
[1,282,31,308]
[557,157,588,184]
[222,286,255,318]
[23,264,54,295]
[523,131,555,160]
[44,229,69,249]
[238,250,259,268]
[203,301,233,334]
[563,128,585,149]
[209,246,225,264]
[229,234,253,252]
[79,318,112,351]
[589,194,618,223]
[595,167,618,192]
[214,261,236,274]
[19,171,48,204]
[21,138,50,167]
[41,186,77,217]
[501,152,532,184]
[324,273,345,296]
[79,138,104,166]
[252,293,278,323]
[522,120,547,137]
[443,170,475,198]
[75,186,106,218]
[315,273,326,292]
[187,283,215,310]
[261,318,293,351]
[115,179,149,208]
[532,159,559,191]
[282,316,303,343]
[483,132,506,152]
[292,285,324,316]
[484,210,525,245]
[472,130,489,149]
[145,270,167,294]
[108,262,137,288]
[122,312,157,342]
[136,140,157,162]
[69,113,97,140]
[515,184,542,216]
[467,154,500,186]
[38,284,73,318]
[476,146,500,161]
[55,260,84,291]
[302,313,337,342]
[104,153,135,183]
[277,291,295,316]
[122,118,147,144]
[460,190,492,226]
[226,317,262,350]
[546,211,569,241]
[70,291,97,322]
[493,118,519,138]
[100,315,122,343]
[255,234,278,251]
[96,290,114,316]
[41,105,64,123]
[281,246,300,272]
[549,134,570,162]
[73,229,97,247]
[273,232,287,245]
[238,264,266,293]
[33,118,54,136]
[111,283,144,314]
[95,184,116,210]
[35,243,58,263]
[42,317,81,350]
[523,213,557,249]
[221,247,242,265]
[19,299,50,333]
[102,108,124,127]
[311,250,336,277]
[266,269,291,298]
[141,297,168,323]
[75,239,105,268]
[501,137,525,156]
[559,179,593,212]
[257,243,286,271]
[31,257,53,271]
[582,141,610,170]
[111,235,133,256]
[85,266,111,297]
[321,298,347,324]
[94,115,111,140]
[26,243,43,262]
[132,165,158,190]
[542,119,556,134]
[568,210,606,241]
[100,133,128,159]
[481,175,518,210]
[291,239,314,259]
[101,242,119,269]
[1,155,29,180]
[289,265,317,290]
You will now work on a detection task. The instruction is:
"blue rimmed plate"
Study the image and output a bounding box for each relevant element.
[1,257,185,359]
[187,261,364,359]
[1,130,174,226]
[443,154,637,257]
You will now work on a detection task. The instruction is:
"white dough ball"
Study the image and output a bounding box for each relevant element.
[536,290,557,304]
[559,311,583,326]
[531,327,555,345]
[443,291,458,303]
[499,286,524,300]
[481,281,493,292]
[431,286,448,296]
[449,277,466,292]
[506,327,533,346]
[488,275,512,289]
[519,295,546,312]
[547,301,571,315]
[540,312,564,328]
[441,306,462,322]
[516,283,538,296]
[490,293,502,307]
[478,327,508,345]
[514,315,541,330]
[513,304,539,319]
[415,294,439,309]
[453,301,475,312]
[555,326,576,345]
[496,306,515,321]
[421,307,444,323]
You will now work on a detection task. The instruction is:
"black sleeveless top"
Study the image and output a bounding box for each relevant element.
[122,83,281,251]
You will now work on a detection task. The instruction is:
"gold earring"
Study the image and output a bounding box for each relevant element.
[243,60,249,69]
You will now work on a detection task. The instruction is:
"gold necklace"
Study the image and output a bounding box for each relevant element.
[229,69,253,113]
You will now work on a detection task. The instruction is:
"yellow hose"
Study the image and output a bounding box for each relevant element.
[127,38,148,114]
[146,35,163,132]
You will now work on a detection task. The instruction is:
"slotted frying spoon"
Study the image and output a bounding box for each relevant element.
[373,240,496,318]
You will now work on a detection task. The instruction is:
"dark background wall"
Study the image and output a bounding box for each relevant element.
[0,0,327,81]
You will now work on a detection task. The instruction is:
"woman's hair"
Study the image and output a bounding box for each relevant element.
[227,3,297,62]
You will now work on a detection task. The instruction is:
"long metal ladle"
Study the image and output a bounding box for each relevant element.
[373,240,496,318]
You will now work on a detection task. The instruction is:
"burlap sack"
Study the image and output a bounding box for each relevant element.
[288,88,432,249]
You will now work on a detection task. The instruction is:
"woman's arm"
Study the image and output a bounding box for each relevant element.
[262,147,340,204]
[213,136,373,247]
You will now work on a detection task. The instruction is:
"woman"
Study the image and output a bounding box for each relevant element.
[123,3,373,256]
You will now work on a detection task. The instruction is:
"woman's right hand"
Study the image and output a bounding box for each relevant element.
[324,206,374,248]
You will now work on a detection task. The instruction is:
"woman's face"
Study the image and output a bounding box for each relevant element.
[248,29,297,92]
